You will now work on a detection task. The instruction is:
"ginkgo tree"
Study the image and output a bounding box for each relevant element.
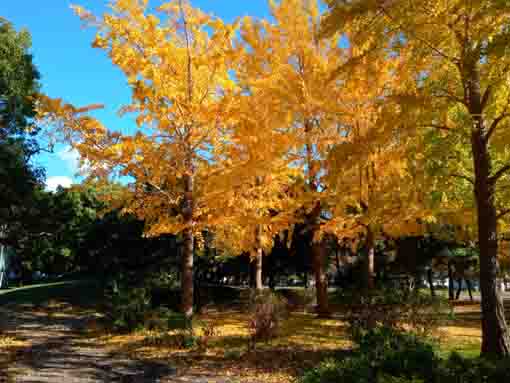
[233,0,349,316]
[39,0,240,321]
[203,92,296,291]
[323,0,510,356]
[324,52,432,290]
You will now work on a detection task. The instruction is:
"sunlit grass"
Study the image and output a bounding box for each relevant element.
[90,303,494,381]
[0,287,500,383]
[436,325,481,358]
[93,310,350,382]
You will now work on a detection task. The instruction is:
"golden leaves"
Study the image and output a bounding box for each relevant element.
[43,0,482,254]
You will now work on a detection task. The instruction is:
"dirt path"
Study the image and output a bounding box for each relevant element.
[0,303,179,382]
[0,304,244,383]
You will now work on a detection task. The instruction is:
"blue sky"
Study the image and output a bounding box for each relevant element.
[2,1,270,190]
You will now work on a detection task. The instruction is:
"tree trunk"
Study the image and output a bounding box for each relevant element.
[467,62,510,356]
[427,268,436,297]
[448,262,455,300]
[254,224,263,291]
[181,173,194,323]
[312,239,330,317]
[304,120,329,316]
[472,138,510,355]
[365,227,375,290]
[254,247,263,290]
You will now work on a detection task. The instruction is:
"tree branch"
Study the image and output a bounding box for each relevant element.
[481,85,492,111]
[486,113,510,141]
[497,208,510,221]
[489,163,510,184]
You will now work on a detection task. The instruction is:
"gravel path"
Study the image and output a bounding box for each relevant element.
[0,304,242,383]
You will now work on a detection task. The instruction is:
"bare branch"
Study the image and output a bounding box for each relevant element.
[490,163,510,184]
[486,113,510,141]
[497,208,510,221]
[481,85,492,111]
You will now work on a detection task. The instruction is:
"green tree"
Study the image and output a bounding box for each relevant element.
[322,0,510,356]
[0,17,41,142]
[0,17,44,252]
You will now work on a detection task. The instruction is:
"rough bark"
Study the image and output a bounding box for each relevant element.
[254,176,264,291]
[312,239,330,317]
[181,173,194,323]
[304,120,329,317]
[467,61,510,356]
[254,246,263,291]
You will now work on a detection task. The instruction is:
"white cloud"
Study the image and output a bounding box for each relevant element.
[57,146,80,173]
[45,176,73,192]
[57,145,90,176]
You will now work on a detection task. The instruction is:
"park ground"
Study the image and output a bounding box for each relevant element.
[1,281,509,383]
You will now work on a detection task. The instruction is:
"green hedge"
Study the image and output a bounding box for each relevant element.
[300,327,510,383]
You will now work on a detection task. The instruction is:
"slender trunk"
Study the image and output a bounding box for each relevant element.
[467,61,510,356]
[254,177,264,291]
[365,226,375,290]
[312,239,330,317]
[428,268,436,297]
[254,248,263,290]
[181,173,194,323]
[254,246,263,290]
[448,262,454,301]
[304,120,329,317]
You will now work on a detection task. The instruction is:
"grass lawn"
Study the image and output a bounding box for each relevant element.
[90,310,350,383]
[90,300,499,382]
[1,281,507,382]
[0,278,102,307]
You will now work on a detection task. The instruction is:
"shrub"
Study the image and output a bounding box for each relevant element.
[436,352,510,383]
[247,289,289,347]
[356,327,437,382]
[300,326,510,383]
[105,280,152,332]
[345,288,451,339]
[300,357,373,383]
[300,326,437,383]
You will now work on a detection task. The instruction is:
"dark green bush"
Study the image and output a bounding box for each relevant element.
[105,279,187,332]
[105,280,152,332]
[345,288,451,340]
[300,326,510,383]
[300,356,373,383]
[357,327,437,382]
[436,352,510,383]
